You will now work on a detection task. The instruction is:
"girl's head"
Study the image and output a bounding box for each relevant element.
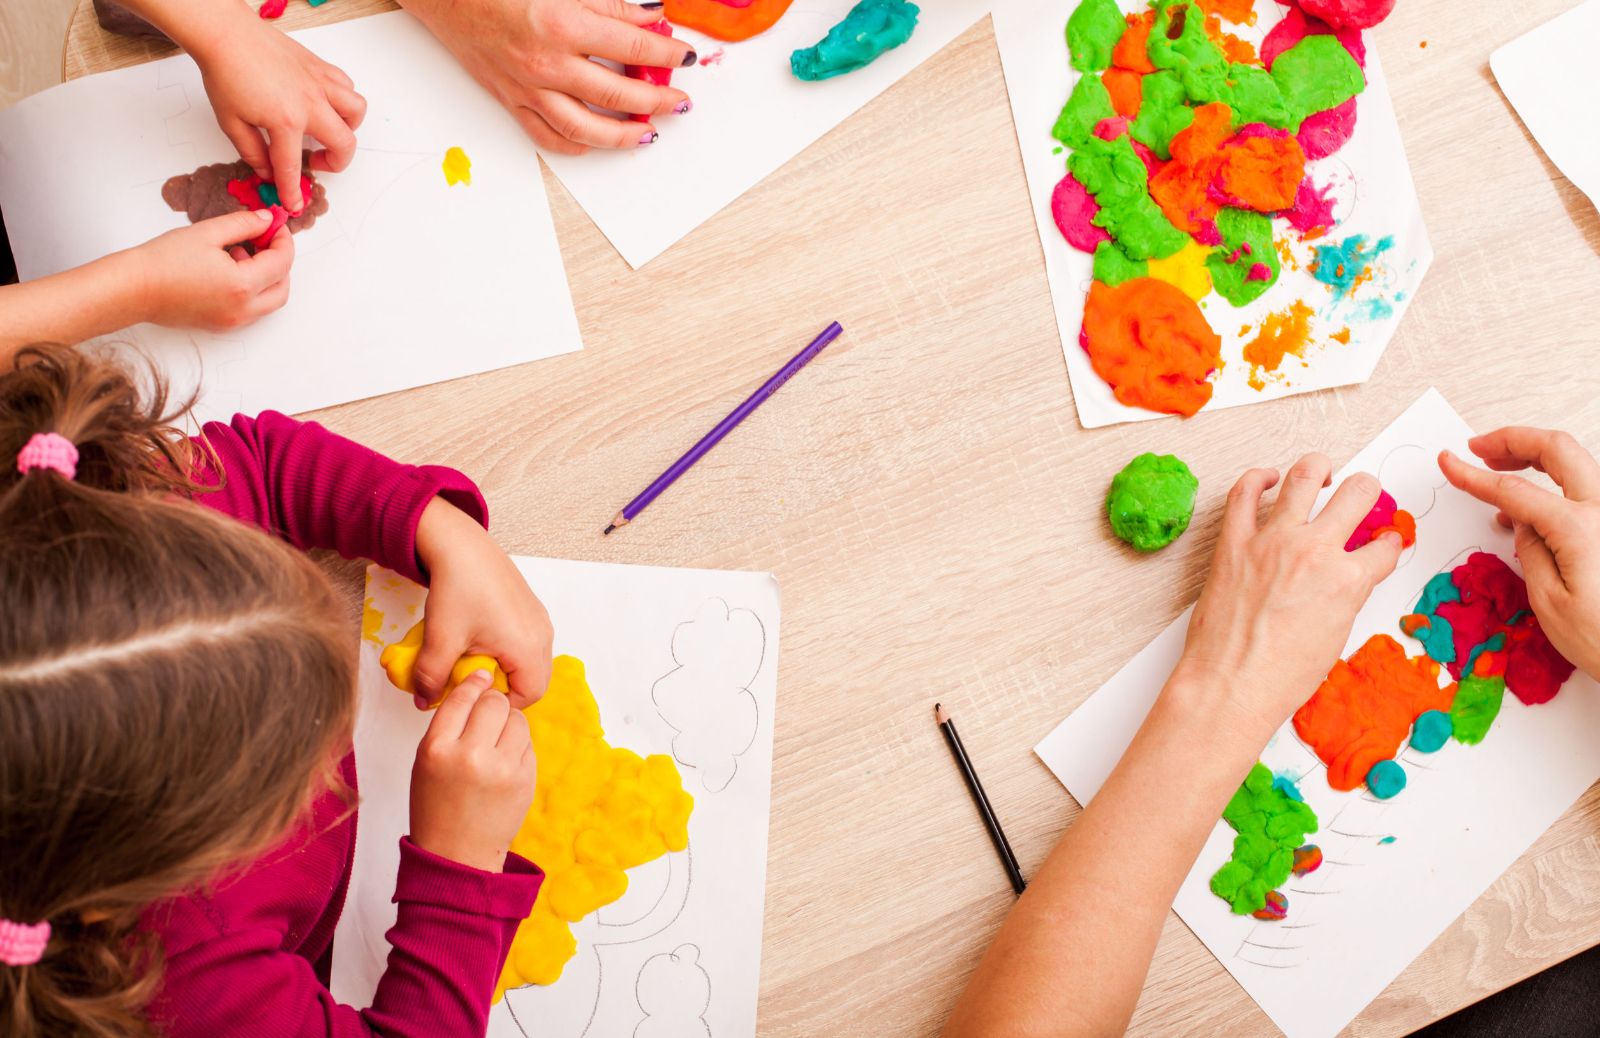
[0,346,358,1037]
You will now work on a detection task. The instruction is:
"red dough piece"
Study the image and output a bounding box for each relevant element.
[1282,177,1337,236]
[1297,97,1358,160]
[624,20,675,123]
[1299,0,1395,30]
[1262,6,1366,69]
[228,177,265,211]
[250,205,290,251]
[1051,174,1110,254]
[1503,614,1577,705]
[259,0,288,18]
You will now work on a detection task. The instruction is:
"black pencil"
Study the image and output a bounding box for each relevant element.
[935,702,1026,896]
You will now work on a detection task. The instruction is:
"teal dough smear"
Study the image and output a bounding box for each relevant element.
[1106,453,1198,553]
[791,0,920,82]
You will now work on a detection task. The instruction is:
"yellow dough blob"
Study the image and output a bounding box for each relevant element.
[360,597,385,645]
[1147,241,1214,301]
[441,146,472,187]
[377,627,694,995]
[379,620,508,697]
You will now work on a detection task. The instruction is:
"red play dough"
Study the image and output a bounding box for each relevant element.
[1299,0,1395,30]
[250,205,289,251]
[1052,174,1110,254]
[624,20,675,123]
[1297,97,1358,160]
[1262,6,1366,69]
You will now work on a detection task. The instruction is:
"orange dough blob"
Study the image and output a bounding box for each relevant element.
[1149,102,1232,235]
[1217,134,1307,212]
[663,0,792,40]
[1102,68,1144,118]
[1204,11,1258,62]
[1081,277,1221,417]
[1293,635,1453,791]
[1112,11,1156,73]
[1243,300,1315,390]
[1196,0,1257,24]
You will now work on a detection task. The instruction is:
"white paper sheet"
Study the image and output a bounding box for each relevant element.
[1492,0,1600,211]
[992,0,1433,428]
[538,2,990,268]
[0,12,581,424]
[330,557,780,1038]
[1034,389,1600,1038]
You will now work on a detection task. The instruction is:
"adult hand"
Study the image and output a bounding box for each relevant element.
[402,0,695,154]
[1177,455,1402,731]
[1441,428,1600,680]
[130,210,295,331]
[413,498,555,711]
[410,672,537,872]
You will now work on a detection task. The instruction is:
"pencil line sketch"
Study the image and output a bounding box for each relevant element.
[634,943,713,1038]
[651,598,766,794]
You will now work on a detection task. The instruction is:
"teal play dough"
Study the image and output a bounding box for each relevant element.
[791,0,920,82]
[1052,74,1116,148]
[1066,0,1126,72]
[1409,710,1452,753]
[1106,453,1199,553]
[1366,758,1406,799]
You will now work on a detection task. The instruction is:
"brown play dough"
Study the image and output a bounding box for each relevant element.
[160,156,329,234]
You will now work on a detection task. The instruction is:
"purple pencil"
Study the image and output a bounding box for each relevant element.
[604,321,843,534]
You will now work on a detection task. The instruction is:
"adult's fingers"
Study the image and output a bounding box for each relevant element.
[577,0,667,26]
[512,105,589,156]
[413,618,470,706]
[221,116,272,180]
[425,673,490,740]
[1440,450,1569,538]
[532,90,660,150]
[266,127,306,212]
[1220,468,1280,547]
[1512,522,1564,596]
[1469,427,1600,502]
[460,682,513,745]
[1348,526,1403,587]
[580,11,696,69]
[1268,453,1333,526]
[307,105,358,173]
[560,56,689,117]
[1311,471,1382,542]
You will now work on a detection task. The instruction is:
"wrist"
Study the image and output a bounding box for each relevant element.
[415,496,479,575]
[164,0,255,63]
[1159,664,1280,755]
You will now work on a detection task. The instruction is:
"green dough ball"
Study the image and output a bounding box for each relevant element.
[790,0,919,82]
[1106,453,1199,553]
[1066,0,1126,73]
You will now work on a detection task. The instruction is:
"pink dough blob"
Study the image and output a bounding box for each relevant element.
[1262,6,1367,69]
[1297,97,1358,160]
[1052,173,1110,254]
[1300,0,1395,30]
[1281,177,1338,234]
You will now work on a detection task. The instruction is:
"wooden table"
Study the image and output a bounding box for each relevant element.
[61,1,1600,1034]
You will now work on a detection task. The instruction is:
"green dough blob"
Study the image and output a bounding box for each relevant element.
[1106,452,1198,553]
[1148,0,1224,75]
[1069,135,1188,259]
[1207,208,1280,306]
[790,0,920,82]
[1052,73,1116,149]
[1092,240,1149,286]
[1211,763,1318,915]
[1409,709,1453,753]
[1066,0,1127,73]
[1449,674,1506,745]
[1225,64,1292,129]
[1131,71,1196,160]
[1271,35,1366,131]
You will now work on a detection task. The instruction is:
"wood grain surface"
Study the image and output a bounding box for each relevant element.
[59,0,1600,1034]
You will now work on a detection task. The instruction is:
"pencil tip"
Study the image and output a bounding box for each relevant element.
[934,702,950,725]
[603,524,615,536]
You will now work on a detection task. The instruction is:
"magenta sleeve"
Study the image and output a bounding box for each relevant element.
[190,411,488,584]
[148,842,542,1038]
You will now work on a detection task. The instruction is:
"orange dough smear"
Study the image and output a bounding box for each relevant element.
[1204,12,1258,63]
[1195,0,1257,25]
[1081,277,1221,417]
[1218,135,1307,212]
[1331,327,1352,344]
[1150,102,1232,235]
[1293,635,1453,792]
[1102,68,1144,119]
[1243,300,1315,390]
[1112,11,1156,73]
[664,0,792,40]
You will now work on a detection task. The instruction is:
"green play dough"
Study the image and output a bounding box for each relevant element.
[1449,674,1506,745]
[1092,240,1148,286]
[1210,763,1318,915]
[1225,64,1292,129]
[1066,0,1126,73]
[1130,71,1195,160]
[1271,35,1366,131]
[1106,452,1198,553]
[790,0,919,82]
[1052,73,1115,149]
[1069,135,1188,259]
[1147,0,1224,74]
[1207,208,1280,306]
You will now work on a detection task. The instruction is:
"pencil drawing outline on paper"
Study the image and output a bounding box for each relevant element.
[651,598,766,793]
[634,943,713,1038]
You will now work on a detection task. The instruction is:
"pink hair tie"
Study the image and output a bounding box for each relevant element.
[16,432,78,480]
[0,919,50,967]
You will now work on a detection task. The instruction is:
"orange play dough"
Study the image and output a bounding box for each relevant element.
[1081,277,1221,417]
[664,0,793,40]
[1102,68,1144,119]
[1293,635,1452,791]
[1149,102,1232,235]
[1242,299,1315,390]
[1112,11,1156,73]
[1217,135,1307,212]
[1196,0,1256,24]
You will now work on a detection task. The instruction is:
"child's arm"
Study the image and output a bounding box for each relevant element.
[0,211,291,362]
[112,0,364,212]
[944,458,1402,1038]
[1441,427,1600,679]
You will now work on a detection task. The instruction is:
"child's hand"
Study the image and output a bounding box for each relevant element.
[191,18,365,212]
[1441,428,1600,680]
[402,0,694,154]
[413,498,555,711]
[1175,455,1402,733]
[410,671,537,872]
[130,210,295,331]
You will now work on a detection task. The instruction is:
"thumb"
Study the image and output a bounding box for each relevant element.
[197,207,276,247]
[1351,529,1404,588]
[413,621,469,708]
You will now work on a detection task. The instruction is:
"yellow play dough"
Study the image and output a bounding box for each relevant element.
[379,620,508,697]
[441,146,472,187]
[1147,240,1214,301]
[377,628,693,995]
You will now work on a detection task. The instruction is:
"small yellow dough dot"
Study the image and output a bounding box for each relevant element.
[442,146,472,187]
[1147,241,1214,302]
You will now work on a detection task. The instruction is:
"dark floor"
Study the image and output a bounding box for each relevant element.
[1410,942,1600,1037]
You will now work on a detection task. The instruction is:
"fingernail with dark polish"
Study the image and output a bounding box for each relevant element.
[674,99,693,115]
[642,1,663,7]
[681,51,698,66]
[639,131,659,146]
